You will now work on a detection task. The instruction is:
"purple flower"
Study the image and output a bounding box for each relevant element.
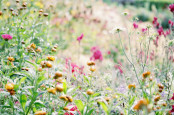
[77,33,84,43]
[1,34,13,40]
[169,4,174,13]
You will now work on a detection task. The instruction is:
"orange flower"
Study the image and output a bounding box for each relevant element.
[87,61,95,66]
[30,43,36,49]
[8,57,15,62]
[34,111,46,115]
[5,83,14,91]
[133,99,149,111]
[47,88,56,95]
[54,71,63,79]
[158,83,164,89]
[59,95,68,101]
[86,89,94,95]
[128,84,136,89]
[142,71,151,79]
[45,61,52,68]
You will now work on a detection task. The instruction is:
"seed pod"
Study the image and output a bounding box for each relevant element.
[162,103,167,107]
[154,95,160,102]
[55,84,64,92]
[54,71,63,79]
[0,11,3,16]
[66,96,73,102]
[46,61,52,68]
[86,89,94,95]
[51,48,56,52]
[39,9,43,13]
[34,111,46,115]
[158,88,163,93]
[10,90,15,95]
[22,2,27,7]
[16,0,20,3]
[63,107,69,110]
[158,84,164,89]
[43,13,48,17]
[87,61,95,66]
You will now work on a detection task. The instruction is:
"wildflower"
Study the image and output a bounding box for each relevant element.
[8,57,15,62]
[1,34,13,40]
[90,66,96,72]
[5,83,14,91]
[170,93,174,100]
[54,71,63,79]
[16,0,19,3]
[133,99,149,111]
[162,103,167,107]
[170,105,174,113]
[86,89,94,95]
[169,4,174,13]
[154,95,160,102]
[47,56,55,61]
[34,111,46,115]
[158,84,164,89]
[36,47,42,52]
[142,28,147,33]
[114,64,123,74]
[142,71,151,79]
[55,84,64,92]
[128,84,136,89]
[133,22,138,29]
[64,105,81,115]
[22,2,27,7]
[30,43,36,49]
[45,61,52,68]
[169,20,174,27]
[41,61,46,68]
[77,33,84,43]
[90,47,103,61]
[110,26,126,34]
[87,61,95,66]
[157,27,164,36]
[43,13,48,17]
[47,87,56,95]
[51,48,56,52]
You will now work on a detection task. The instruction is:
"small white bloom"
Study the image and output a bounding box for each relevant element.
[110,26,126,34]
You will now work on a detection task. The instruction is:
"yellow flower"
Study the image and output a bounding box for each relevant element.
[47,88,56,95]
[30,43,36,49]
[133,99,149,111]
[47,56,55,61]
[5,83,14,91]
[8,57,15,62]
[86,89,94,95]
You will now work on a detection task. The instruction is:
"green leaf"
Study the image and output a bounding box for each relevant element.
[19,77,27,86]
[74,100,84,114]
[37,76,46,84]
[87,109,94,115]
[20,94,27,110]
[63,81,67,94]
[99,102,109,115]
[34,100,45,108]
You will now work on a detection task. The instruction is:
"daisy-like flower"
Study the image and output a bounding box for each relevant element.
[110,26,126,34]
[1,34,13,40]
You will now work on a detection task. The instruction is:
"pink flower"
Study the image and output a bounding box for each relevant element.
[169,20,174,27]
[71,63,79,73]
[169,4,174,13]
[77,34,84,43]
[133,22,138,29]
[152,17,159,27]
[1,34,13,40]
[170,93,174,100]
[170,105,174,113]
[107,50,111,55]
[157,27,164,36]
[64,105,81,115]
[164,29,171,37]
[142,28,147,33]
[90,47,103,61]
[114,65,123,74]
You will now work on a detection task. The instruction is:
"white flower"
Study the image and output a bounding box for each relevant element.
[110,26,126,34]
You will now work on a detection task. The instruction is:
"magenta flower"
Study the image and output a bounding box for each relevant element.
[169,4,174,13]
[170,93,174,100]
[77,33,84,43]
[157,27,164,36]
[90,47,103,61]
[170,105,174,113]
[133,22,138,29]
[142,28,147,33]
[1,34,13,40]
[64,105,81,115]
[169,20,174,27]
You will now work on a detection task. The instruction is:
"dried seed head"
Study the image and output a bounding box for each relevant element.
[22,2,27,7]
[87,61,95,66]
[43,13,48,17]
[16,0,20,3]
[54,71,63,79]
[55,84,64,92]
[10,8,14,11]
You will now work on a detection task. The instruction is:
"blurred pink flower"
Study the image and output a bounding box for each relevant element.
[90,47,103,61]
[142,28,147,33]
[169,4,174,13]
[71,63,78,73]
[107,50,111,55]
[157,27,164,36]
[169,20,174,27]
[170,93,174,100]
[133,22,138,29]
[77,34,84,43]
[114,63,123,74]
[1,34,13,40]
